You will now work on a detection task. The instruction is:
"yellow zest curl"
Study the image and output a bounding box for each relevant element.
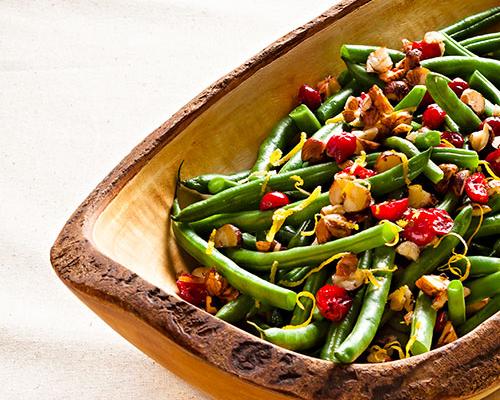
[326,113,344,124]
[440,138,455,148]
[269,261,279,284]
[291,174,312,196]
[405,321,420,358]
[434,232,470,281]
[378,219,401,247]
[467,204,484,248]
[350,150,367,175]
[282,291,316,330]
[270,132,307,167]
[279,252,350,288]
[266,186,322,242]
[206,229,217,255]
[479,160,500,181]
[301,213,322,237]
[260,170,276,194]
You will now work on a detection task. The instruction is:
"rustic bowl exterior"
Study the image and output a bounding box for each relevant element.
[51,0,500,398]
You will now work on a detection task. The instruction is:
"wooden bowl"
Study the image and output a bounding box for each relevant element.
[51,0,500,398]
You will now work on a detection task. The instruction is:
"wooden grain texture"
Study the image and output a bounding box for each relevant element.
[51,0,500,398]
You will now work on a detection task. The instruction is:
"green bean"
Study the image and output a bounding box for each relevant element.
[422,57,500,87]
[369,149,431,196]
[395,205,473,289]
[208,176,238,194]
[340,45,404,64]
[409,291,437,356]
[320,287,366,361]
[337,69,352,86]
[437,192,459,214]
[485,98,496,117]
[452,256,500,277]
[182,170,250,194]
[171,208,296,310]
[465,271,500,304]
[414,130,441,150]
[440,7,500,40]
[316,82,356,123]
[365,152,380,167]
[426,72,482,133]
[251,116,299,174]
[411,121,423,131]
[216,295,255,323]
[442,32,476,57]
[460,32,500,46]
[343,60,384,90]
[278,266,312,283]
[469,70,500,104]
[174,162,339,222]
[242,232,257,250]
[492,239,500,257]
[384,137,443,184]
[275,225,298,245]
[464,37,500,56]
[489,195,500,214]
[431,147,479,169]
[287,220,314,248]
[470,242,495,257]
[252,320,328,351]
[280,123,342,173]
[466,213,500,239]
[444,115,461,133]
[334,247,395,363]
[458,294,500,336]
[226,221,399,270]
[289,104,322,134]
[448,280,466,326]
[394,85,427,111]
[290,268,330,325]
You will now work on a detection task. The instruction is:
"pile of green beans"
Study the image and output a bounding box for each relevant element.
[173,7,500,364]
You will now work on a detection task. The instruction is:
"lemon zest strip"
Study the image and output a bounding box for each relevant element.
[282,291,316,330]
[270,132,307,167]
[269,261,279,284]
[301,213,322,237]
[479,160,500,181]
[206,229,217,255]
[290,174,312,196]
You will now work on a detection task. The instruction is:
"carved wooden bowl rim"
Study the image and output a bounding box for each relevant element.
[50,0,499,398]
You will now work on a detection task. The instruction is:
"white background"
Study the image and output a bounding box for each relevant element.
[0,1,336,399]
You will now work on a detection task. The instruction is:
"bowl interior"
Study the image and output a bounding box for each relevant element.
[93,0,497,309]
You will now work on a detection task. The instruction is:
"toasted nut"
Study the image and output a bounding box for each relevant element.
[191,266,211,279]
[368,85,394,115]
[434,163,459,193]
[343,96,360,123]
[320,204,345,215]
[408,184,436,208]
[302,138,326,163]
[256,240,280,252]
[398,48,422,71]
[389,285,414,312]
[488,180,500,197]
[316,213,353,243]
[329,173,350,205]
[353,127,379,141]
[317,75,341,98]
[357,138,381,152]
[343,181,372,212]
[367,47,393,74]
[205,269,229,297]
[436,321,458,347]
[333,268,365,291]
[214,224,242,248]
[377,111,413,136]
[415,275,450,297]
[469,124,491,152]
[396,241,420,261]
[379,68,407,83]
[424,31,445,55]
[451,169,471,197]
[461,89,485,115]
[404,67,429,86]
[205,295,218,314]
[392,123,413,135]
[374,150,402,173]
[335,253,359,278]
[384,80,410,102]
[432,291,448,310]
[466,298,489,315]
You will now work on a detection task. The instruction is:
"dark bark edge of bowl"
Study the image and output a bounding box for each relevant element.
[50,0,500,398]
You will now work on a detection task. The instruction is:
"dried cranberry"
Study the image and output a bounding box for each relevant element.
[176,273,207,306]
[440,131,464,148]
[447,78,469,97]
[411,40,442,60]
[403,208,453,246]
[465,172,489,204]
[326,132,357,164]
[420,91,434,108]
[485,148,500,176]
[259,191,290,211]
[370,198,409,221]
[316,284,353,321]
[479,116,500,136]
[298,84,322,110]
[423,104,446,129]
[435,310,448,334]
[342,164,376,179]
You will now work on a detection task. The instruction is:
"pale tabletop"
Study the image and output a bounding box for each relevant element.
[0,1,333,399]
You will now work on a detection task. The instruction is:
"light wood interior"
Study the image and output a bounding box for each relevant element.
[93,0,498,306]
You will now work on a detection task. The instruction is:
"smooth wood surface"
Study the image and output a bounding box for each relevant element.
[52,0,500,399]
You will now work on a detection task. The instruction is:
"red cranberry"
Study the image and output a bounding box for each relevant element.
[370,198,409,221]
[403,208,453,246]
[465,173,489,204]
[420,91,434,108]
[259,191,290,211]
[411,40,442,60]
[342,164,376,179]
[485,149,500,176]
[441,131,464,148]
[448,78,469,97]
[176,274,207,306]
[479,116,500,136]
[316,284,353,321]
[298,84,322,110]
[435,310,448,334]
[423,104,446,129]
[326,132,357,164]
